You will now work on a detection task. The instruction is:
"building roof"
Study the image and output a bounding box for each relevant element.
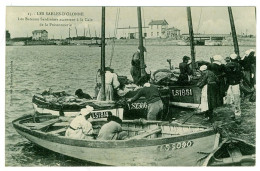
[167,27,180,31]
[32,30,48,34]
[148,20,168,25]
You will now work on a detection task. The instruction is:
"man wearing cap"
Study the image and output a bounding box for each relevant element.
[177,56,193,85]
[208,55,226,107]
[65,106,94,139]
[225,54,243,122]
[130,46,148,84]
[97,67,120,101]
[197,65,218,122]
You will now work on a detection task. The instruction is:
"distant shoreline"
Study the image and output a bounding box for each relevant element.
[6,37,256,47]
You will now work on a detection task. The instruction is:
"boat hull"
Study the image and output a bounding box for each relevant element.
[168,85,202,109]
[13,115,218,166]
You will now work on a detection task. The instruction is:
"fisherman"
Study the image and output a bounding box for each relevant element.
[65,106,94,139]
[130,46,148,84]
[225,54,243,123]
[97,115,127,140]
[75,89,92,99]
[177,56,193,85]
[197,65,218,122]
[208,55,226,107]
[127,76,163,120]
[97,67,120,101]
[240,49,256,87]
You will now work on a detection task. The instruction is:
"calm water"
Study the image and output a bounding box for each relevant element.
[5,44,255,166]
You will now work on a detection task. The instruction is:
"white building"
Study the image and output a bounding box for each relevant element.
[32,30,48,40]
[116,20,181,39]
[167,27,181,39]
[116,26,148,39]
[148,20,168,38]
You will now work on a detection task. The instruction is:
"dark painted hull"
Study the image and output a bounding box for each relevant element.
[168,85,202,108]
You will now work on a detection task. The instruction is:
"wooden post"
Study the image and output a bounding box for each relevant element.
[228,7,240,57]
[187,7,196,75]
[137,7,146,77]
[100,7,106,101]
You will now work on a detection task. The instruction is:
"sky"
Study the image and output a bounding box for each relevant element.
[6,6,256,39]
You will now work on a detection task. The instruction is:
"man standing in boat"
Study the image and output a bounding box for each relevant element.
[177,56,193,85]
[127,76,163,120]
[208,55,226,107]
[225,54,243,123]
[197,65,218,122]
[130,46,149,84]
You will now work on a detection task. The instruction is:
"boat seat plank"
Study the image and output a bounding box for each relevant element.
[128,128,162,139]
[48,128,67,135]
[24,119,60,130]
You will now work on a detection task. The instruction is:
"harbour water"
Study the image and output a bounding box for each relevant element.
[5,44,255,166]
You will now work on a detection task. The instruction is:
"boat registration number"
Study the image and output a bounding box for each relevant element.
[172,89,193,96]
[156,140,194,152]
[91,111,112,119]
[127,102,148,110]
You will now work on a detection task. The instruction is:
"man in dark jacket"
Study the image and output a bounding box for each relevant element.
[178,56,193,85]
[240,49,256,87]
[225,54,243,123]
[208,55,226,107]
[128,76,163,120]
[130,46,148,84]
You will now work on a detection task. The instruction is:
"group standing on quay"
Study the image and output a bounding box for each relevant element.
[66,47,256,140]
[178,49,256,123]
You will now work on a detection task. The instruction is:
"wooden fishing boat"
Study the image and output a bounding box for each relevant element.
[32,89,169,120]
[32,91,123,119]
[13,114,220,166]
[202,138,255,166]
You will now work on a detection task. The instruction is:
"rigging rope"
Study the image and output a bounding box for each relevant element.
[109,8,120,67]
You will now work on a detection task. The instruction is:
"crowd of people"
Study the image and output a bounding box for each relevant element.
[180,49,256,123]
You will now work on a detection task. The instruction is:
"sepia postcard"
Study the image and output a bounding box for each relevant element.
[2,0,258,168]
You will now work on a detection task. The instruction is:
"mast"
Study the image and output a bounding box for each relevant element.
[137,7,146,77]
[68,28,71,44]
[75,27,78,37]
[100,7,106,101]
[187,7,196,75]
[228,7,240,57]
[88,24,92,43]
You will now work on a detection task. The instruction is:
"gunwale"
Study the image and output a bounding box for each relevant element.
[13,115,216,149]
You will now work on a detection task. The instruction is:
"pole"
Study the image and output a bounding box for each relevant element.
[68,28,71,44]
[228,7,240,57]
[100,7,106,101]
[187,7,196,75]
[137,7,146,77]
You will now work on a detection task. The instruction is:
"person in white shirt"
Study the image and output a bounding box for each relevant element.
[65,106,94,140]
[97,67,120,101]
